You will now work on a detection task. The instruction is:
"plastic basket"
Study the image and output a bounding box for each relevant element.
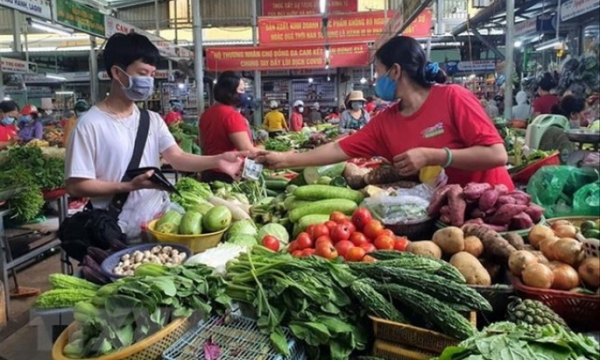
[147,219,226,254]
[510,152,560,184]
[546,216,600,259]
[372,340,438,360]
[370,312,476,354]
[510,275,600,332]
[100,243,192,279]
[52,317,192,360]
[163,315,307,360]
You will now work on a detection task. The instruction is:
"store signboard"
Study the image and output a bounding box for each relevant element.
[0,0,52,20]
[445,60,497,75]
[206,43,369,71]
[374,9,403,50]
[56,0,105,37]
[261,0,357,16]
[561,0,599,21]
[97,69,173,80]
[104,16,193,60]
[22,72,91,83]
[515,17,537,37]
[262,70,291,77]
[4,85,53,97]
[1,57,37,73]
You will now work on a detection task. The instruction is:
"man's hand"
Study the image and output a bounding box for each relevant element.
[128,170,159,191]
[214,152,245,180]
[253,150,289,170]
[393,148,433,176]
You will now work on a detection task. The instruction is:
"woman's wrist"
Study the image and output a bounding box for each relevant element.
[426,148,449,167]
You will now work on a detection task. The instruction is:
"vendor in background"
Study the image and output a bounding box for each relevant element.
[325,106,341,124]
[365,96,377,114]
[0,100,19,150]
[63,101,90,148]
[533,72,559,115]
[308,102,323,125]
[511,91,532,121]
[290,100,305,132]
[552,95,587,129]
[164,100,183,127]
[198,70,256,183]
[17,104,43,143]
[255,36,512,189]
[339,90,370,134]
[263,100,288,137]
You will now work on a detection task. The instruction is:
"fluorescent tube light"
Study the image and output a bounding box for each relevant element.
[46,74,67,81]
[55,91,75,95]
[535,39,562,51]
[30,23,73,37]
[319,0,326,14]
[514,41,522,47]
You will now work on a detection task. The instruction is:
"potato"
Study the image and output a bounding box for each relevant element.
[508,250,539,276]
[449,251,492,285]
[432,227,465,255]
[464,236,484,257]
[528,225,556,249]
[407,241,443,259]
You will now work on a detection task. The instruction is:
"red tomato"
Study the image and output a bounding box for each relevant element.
[330,211,347,223]
[381,229,396,238]
[339,219,357,234]
[324,220,338,233]
[288,241,298,253]
[331,223,352,243]
[315,243,339,260]
[359,242,377,254]
[305,225,316,238]
[301,248,316,257]
[315,235,333,248]
[349,232,369,246]
[364,220,385,240]
[313,224,330,239]
[292,250,303,257]
[334,240,354,258]
[374,235,395,250]
[295,232,313,250]
[346,247,366,262]
[394,237,410,252]
[351,207,373,230]
[362,255,377,262]
[262,235,280,251]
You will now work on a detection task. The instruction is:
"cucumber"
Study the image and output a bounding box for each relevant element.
[330,176,347,187]
[265,178,289,191]
[294,214,330,236]
[303,162,346,184]
[294,185,364,204]
[283,196,311,211]
[289,198,357,222]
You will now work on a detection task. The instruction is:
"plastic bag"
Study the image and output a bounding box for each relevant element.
[120,189,172,241]
[527,165,600,218]
[361,184,434,224]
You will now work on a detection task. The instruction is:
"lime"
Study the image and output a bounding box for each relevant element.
[583,229,600,240]
[580,220,597,234]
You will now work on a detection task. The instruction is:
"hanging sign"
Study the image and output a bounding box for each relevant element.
[4,85,53,97]
[97,69,174,81]
[205,43,369,71]
[0,0,52,20]
[262,0,357,16]
[56,0,105,37]
[444,60,497,75]
[1,57,37,73]
[561,0,600,21]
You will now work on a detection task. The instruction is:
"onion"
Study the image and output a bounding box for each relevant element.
[530,251,550,265]
[522,263,554,289]
[553,224,577,239]
[539,237,559,260]
[551,238,585,266]
[551,263,580,290]
[550,219,572,230]
[528,225,556,249]
[578,257,600,289]
[509,250,539,276]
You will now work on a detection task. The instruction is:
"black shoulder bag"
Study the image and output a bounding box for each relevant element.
[58,109,151,262]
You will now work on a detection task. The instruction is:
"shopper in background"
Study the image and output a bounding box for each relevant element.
[17,104,43,143]
[552,95,587,129]
[512,91,532,121]
[65,33,246,239]
[164,100,183,127]
[339,90,370,134]
[309,102,323,125]
[0,100,19,150]
[533,72,559,115]
[263,100,288,137]
[365,96,376,114]
[290,100,304,131]
[255,36,512,189]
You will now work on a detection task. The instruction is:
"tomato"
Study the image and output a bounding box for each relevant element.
[262,235,280,251]
[359,242,377,254]
[288,241,298,253]
[346,247,366,262]
[301,248,316,257]
[351,207,373,230]
[330,211,347,223]
[334,240,354,258]
[394,237,410,252]
[305,225,316,238]
[315,243,339,260]
[331,223,352,243]
[339,219,357,234]
[292,250,303,257]
[313,224,330,239]
[374,235,395,250]
[362,255,377,262]
[349,232,369,246]
[295,232,314,250]
[324,220,338,233]
[315,235,333,248]
[381,229,396,238]
[364,220,385,240]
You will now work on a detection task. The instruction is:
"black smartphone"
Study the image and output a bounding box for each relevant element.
[125,167,180,195]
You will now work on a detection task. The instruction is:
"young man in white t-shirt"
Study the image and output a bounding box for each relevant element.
[65,33,245,238]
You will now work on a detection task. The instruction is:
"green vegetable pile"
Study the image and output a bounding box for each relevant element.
[435,322,600,360]
[169,123,201,154]
[170,177,213,211]
[0,145,65,190]
[0,167,45,222]
[264,138,292,152]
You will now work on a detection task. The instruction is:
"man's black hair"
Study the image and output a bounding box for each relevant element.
[213,71,243,106]
[0,100,19,113]
[103,32,160,79]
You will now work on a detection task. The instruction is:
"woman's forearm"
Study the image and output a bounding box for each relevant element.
[427,144,508,171]
[284,142,350,168]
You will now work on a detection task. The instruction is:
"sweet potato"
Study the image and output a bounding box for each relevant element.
[510,212,534,230]
[432,227,465,255]
[497,195,517,206]
[344,163,370,189]
[364,164,402,185]
[440,215,451,224]
[465,218,485,225]
[462,223,517,260]
[478,189,499,212]
[487,204,529,225]
[524,204,544,223]
[508,190,531,205]
[470,208,487,219]
[504,232,525,250]
[427,184,453,215]
[494,184,509,195]
[483,223,509,232]
[463,182,492,201]
[440,205,452,217]
[450,252,492,285]
[447,185,467,227]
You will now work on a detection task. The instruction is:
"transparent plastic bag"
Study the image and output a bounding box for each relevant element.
[527,165,600,218]
[361,184,434,224]
[121,190,174,240]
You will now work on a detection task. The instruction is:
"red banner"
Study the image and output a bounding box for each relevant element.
[262,0,358,16]
[205,44,369,71]
[402,9,432,39]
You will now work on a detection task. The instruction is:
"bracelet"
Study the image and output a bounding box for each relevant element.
[443,147,453,168]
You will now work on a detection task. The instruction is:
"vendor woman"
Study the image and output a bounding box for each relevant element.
[0,100,19,150]
[255,36,513,189]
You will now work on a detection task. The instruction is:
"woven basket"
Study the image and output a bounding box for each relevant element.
[370,312,476,354]
[52,317,192,360]
[385,217,436,241]
[372,340,437,360]
[510,275,600,332]
[546,216,600,259]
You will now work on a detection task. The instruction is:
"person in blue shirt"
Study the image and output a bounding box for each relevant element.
[17,104,43,143]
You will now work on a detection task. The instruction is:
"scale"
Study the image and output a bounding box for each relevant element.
[525,114,580,163]
[564,129,600,166]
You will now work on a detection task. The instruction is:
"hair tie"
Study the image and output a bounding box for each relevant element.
[425,62,440,80]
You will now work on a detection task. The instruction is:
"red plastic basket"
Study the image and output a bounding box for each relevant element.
[42,188,67,201]
[510,152,560,184]
[510,274,600,332]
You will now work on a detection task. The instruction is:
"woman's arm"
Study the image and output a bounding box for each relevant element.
[259,141,349,169]
[425,144,507,171]
[338,112,350,134]
[230,132,256,152]
[34,122,44,140]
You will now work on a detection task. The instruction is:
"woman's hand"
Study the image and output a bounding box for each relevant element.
[393,148,433,176]
[214,151,246,180]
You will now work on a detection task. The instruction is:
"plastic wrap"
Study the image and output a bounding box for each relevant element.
[123,190,174,239]
[362,184,434,224]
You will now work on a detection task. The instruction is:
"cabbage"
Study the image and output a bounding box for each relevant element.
[589,120,600,132]
[226,219,257,241]
[257,223,290,245]
[228,234,258,247]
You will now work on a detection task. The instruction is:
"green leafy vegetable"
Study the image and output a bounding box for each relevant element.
[0,166,45,222]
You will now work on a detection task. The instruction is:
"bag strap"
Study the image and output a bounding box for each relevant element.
[107,108,151,218]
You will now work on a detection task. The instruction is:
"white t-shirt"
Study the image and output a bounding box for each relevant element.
[65,106,177,238]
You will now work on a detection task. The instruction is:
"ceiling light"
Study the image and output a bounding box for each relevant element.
[46,74,67,81]
[3,96,11,100]
[308,78,314,83]
[28,18,74,37]
[178,83,185,89]
[514,41,522,48]
[319,0,327,14]
[360,77,367,84]
[213,79,217,84]
[55,91,75,95]
[535,39,563,51]
[325,47,330,59]
[327,76,331,81]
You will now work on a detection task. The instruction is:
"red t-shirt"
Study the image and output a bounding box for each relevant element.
[199,104,252,156]
[164,111,182,126]
[339,85,514,189]
[0,124,17,142]
[533,94,559,115]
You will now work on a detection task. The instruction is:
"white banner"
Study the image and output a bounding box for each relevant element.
[4,85,53,97]
[23,72,91,83]
[456,60,497,73]
[1,57,37,74]
[0,0,52,20]
[561,0,600,21]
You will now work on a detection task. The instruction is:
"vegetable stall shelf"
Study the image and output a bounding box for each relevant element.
[372,339,436,360]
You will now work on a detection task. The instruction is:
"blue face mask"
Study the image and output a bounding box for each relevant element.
[351,102,364,110]
[375,70,398,102]
[20,115,32,123]
[119,68,155,101]
[1,117,15,125]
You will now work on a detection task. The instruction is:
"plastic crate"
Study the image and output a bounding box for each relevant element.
[163,315,307,360]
